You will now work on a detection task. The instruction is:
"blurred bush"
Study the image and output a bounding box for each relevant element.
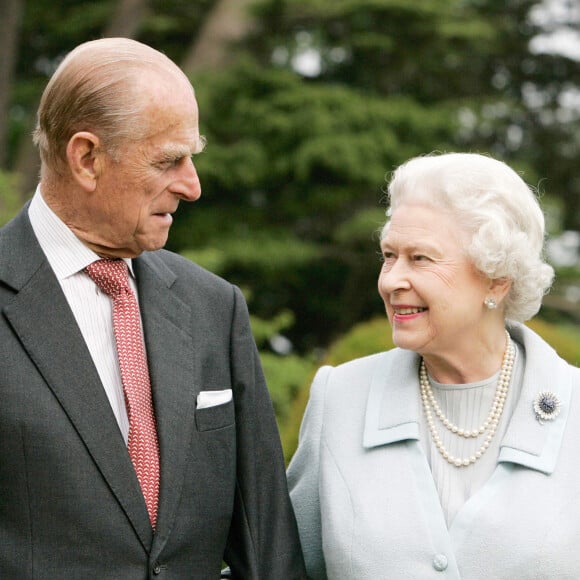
[0,171,22,227]
[280,316,395,462]
[261,351,317,431]
[526,318,580,366]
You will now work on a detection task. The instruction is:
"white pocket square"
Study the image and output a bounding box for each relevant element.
[196,389,233,409]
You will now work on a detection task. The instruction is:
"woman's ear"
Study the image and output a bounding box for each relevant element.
[65,132,103,192]
[489,277,512,305]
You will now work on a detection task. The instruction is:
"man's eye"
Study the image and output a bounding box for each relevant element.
[157,158,179,169]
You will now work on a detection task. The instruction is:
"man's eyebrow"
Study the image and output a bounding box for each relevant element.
[158,146,187,159]
[194,135,207,154]
[159,140,203,160]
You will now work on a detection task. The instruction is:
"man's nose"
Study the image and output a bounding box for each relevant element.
[173,157,202,201]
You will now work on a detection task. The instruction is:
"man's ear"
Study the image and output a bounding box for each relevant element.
[66,132,103,192]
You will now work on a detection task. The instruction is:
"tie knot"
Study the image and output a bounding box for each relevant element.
[85,259,131,298]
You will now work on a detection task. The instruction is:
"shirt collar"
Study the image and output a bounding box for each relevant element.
[28,187,134,281]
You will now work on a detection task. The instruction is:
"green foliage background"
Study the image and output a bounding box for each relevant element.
[1,0,579,460]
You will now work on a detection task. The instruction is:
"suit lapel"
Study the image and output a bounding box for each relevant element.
[0,210,153,550]
[133,254,197,546]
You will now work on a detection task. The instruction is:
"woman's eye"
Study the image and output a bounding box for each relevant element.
[380,252,396,268]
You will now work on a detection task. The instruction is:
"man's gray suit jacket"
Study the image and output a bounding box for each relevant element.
[0,205,306,579]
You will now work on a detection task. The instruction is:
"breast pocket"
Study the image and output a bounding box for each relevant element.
[195,389,235,432]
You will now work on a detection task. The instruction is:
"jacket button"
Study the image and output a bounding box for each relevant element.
[152,562,162,575]
[433,554,448,571]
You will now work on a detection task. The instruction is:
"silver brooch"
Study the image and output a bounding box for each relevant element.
[533,391,561,424]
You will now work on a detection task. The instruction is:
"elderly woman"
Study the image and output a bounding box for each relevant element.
[287,152,580,579]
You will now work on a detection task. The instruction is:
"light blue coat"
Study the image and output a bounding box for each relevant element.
[288,322,580,579]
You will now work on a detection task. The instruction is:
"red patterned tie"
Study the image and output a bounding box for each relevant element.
[85,259,160,528]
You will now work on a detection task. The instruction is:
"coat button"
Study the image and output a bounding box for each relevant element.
[152,562,162,575]
[433,554,448,571]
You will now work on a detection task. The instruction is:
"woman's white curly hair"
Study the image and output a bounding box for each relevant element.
[382,152,554,322]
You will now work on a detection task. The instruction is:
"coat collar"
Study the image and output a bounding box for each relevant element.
[362,349,422,448]
[362,322,573,475]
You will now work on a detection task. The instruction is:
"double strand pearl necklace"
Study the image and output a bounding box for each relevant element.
[419,330,515,467]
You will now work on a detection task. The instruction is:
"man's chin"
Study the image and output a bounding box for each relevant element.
[138,233,170,254]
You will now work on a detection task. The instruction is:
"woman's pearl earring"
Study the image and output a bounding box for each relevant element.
[484,297,497,310]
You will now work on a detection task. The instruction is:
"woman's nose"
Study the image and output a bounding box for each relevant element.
[378,258,411,295]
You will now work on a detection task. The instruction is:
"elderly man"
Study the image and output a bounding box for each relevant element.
[0,38,305,579]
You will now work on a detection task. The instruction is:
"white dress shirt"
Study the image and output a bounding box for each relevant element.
[28,187,138,442]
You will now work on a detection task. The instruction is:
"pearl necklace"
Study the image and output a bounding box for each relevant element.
[419,330,515,467]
